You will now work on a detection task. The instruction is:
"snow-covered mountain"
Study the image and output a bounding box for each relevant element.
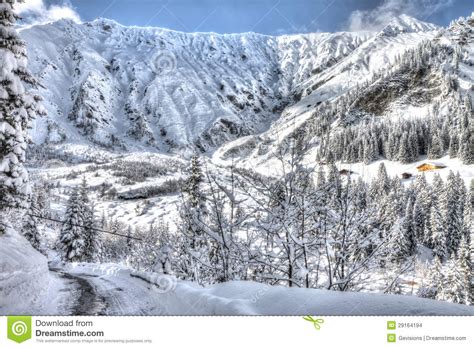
[21,14,472,157]
[216,15,474,167]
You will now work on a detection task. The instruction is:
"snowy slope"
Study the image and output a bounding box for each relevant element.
[216,14,474,168]
[0,229,68,315]
[21,19,296,151]
[20,15,447,154]
[60,263,474,316]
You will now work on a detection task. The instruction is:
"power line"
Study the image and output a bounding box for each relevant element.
[2,204,145,242]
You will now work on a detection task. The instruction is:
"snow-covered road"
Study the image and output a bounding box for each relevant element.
[61,264,170,315]
[50,268,108,315]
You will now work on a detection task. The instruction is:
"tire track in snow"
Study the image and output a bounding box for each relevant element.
[50,268,107,315]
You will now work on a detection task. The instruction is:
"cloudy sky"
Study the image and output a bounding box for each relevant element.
[16,0,473,34]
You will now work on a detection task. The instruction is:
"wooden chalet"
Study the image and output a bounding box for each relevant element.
[339,169,355,176]
[416,162,447,172]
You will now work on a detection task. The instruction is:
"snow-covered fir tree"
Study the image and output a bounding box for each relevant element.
[457,237,472,305]
[437,255,466,304]
[388,218,411,264]
[371,163,390,199]
[402,197,417,256]
[21,195,41,251]
[79,178,101,262]
[0,0,44,234]
[412,198,425,244]
[59,187,86,262]
[430,199,447,261]
[428,131,444,159]
[419,256,444,299]
[442,171,463,256]
[178,154,209,283]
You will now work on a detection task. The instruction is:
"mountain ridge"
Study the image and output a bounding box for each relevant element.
[21,14,472,162]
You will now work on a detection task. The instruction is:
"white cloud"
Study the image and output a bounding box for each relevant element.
[346,0,453,32]
[15,0,81,25]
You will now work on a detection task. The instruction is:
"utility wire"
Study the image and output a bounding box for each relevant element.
[2,204,145,242]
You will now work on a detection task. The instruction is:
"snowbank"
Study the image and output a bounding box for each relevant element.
[51,263,474,315]
[0,228,53,314]
[126,272,474,315]
[157,281,474,315]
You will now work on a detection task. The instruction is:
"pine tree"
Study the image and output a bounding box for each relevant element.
[428,132,444,159]
[457,237,472,305]
[456,172,467,219]
[414,174,432,245]
[388,219,410,263]
[408,129,419,160]
[179,154,209,283]
[463,187,473,243]
[59,187,86,262]
[353,177,367,211]
[0,0,44,234]
[371,163,390,199]
[316,166,326,189]
[442,171,462,255]
[437,256,465,304]
[315,166,327,206]
[79,178,101,262]
[397,133,412,164]
[83,204,100,262]
[424,175,443,247]
[183,154,204,208]
[430,200,447,260]
[403,197,417,256]
[22,196,41,251]
[419,256,443,299]
[412,198,425,243]
[448,134,459,158]
[326,163,342,205]
[387,198,416,263]
[458,129,473,165]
